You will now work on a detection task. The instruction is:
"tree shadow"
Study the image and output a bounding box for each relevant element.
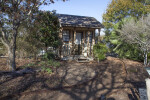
[0,58,148,100]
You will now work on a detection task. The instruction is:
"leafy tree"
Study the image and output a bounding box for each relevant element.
[103,0,150,30]
[37,11,61,53]
[109,18,143,61]
[119,15,150,66]
[103,0,150,60]
[0,0,65,71]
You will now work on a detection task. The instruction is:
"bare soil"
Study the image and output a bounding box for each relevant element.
[0,57,149,100]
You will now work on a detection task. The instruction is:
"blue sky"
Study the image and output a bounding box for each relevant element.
[40,0,111,23]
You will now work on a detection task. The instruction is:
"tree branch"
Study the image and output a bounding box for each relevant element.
[27,0,46,16]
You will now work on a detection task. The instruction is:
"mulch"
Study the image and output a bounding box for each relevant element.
[0,57,149,100]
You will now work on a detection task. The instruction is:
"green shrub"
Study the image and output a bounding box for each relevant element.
[21,63,35,69]
[43,52,55,60]
[114,43,143,61]
[42,67,52,74]
[48,59,60,68]
[93,43,108,61]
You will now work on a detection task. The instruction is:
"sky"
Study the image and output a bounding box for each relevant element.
[40,0,111,35]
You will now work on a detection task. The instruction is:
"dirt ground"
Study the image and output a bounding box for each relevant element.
[0,57,149,100]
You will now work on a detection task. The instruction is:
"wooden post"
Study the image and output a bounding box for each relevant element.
[82,31,85,55]
[92,30,95,56]
[87,31,90,56]
[73,29,76,55]
[74,30,76,44]
[69,30,72,55]
[92,30,95,45]
[146,78,150,100]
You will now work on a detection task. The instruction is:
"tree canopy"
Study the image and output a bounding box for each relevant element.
[0,0,65,71]
[37,11,61,52]
[103,0,150,29]
[119,14,150,66]
[102,0,150,61]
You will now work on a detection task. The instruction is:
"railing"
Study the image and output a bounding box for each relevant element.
[62,43,71,56]
[61,43,94,57]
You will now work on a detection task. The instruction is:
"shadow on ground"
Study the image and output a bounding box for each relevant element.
[0,57,149,100]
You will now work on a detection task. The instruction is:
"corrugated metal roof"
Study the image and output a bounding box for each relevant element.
[56,14,103,28]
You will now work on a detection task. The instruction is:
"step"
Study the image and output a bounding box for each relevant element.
[77,58,89,63]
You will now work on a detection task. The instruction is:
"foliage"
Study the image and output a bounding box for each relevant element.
[40,59,60,68]
[103,0,150,30]
[40,59,60,74]
[43,52,56,60]
[36,11,61,52]
[0,0,45,71]
[42,67,53,74]
[108,18,143,61]
[48,59,60,68]
[114,42,143,61]
[0,0,65,71]
[16,11,60,59]
[93,43,108,61]
[16,33,42,58]
[119,15,150,66]
[102,0,150,62]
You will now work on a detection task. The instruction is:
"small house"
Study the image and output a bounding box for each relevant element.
[57,14,103,61]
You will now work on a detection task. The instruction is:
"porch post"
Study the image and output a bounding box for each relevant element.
[82,31,85,55]
[69,30,73,55]
[73,29,76,55]
[82,31,85,44]
[92,30,95,56]
[87,31,90,56]
[74,29,76,44]
[92,30,95,45]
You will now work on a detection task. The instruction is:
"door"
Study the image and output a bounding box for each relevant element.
[75,33,82,55]
[75,33,81,44]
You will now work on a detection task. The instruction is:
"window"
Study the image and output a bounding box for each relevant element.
[89,32,93,43]
[63,30,69,42]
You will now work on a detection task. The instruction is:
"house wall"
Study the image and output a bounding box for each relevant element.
[59,26,101,58]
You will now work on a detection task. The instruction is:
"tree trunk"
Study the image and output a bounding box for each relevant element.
[1,30,17,71]
[8,46,16,71]
[7,28,18,71]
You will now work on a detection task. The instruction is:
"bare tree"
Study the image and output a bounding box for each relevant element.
[119,15,150,66]
[0,0,65,71]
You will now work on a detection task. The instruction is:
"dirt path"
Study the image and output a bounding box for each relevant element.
[58,62,96,86]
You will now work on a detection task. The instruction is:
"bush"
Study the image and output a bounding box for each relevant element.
[48,59,60,68]
[93,43,108,61]
[43,52,55,60]
[42,67,52,74]
[113,43,143,61]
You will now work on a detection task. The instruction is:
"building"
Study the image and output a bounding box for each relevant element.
[57,14,103,61]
